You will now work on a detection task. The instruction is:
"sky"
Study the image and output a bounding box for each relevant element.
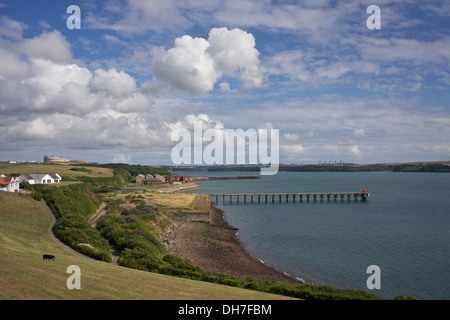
[0,0,449,166]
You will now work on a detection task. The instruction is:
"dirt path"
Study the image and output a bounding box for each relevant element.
[88,202,108,227]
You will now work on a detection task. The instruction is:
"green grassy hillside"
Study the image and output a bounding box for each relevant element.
[0,163,114,178]
[0,192,293,300]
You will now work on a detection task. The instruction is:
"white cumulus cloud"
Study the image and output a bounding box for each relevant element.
[14,30,72,63]
[152,27,263,94]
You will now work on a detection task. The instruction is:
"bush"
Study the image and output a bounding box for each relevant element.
[163,254,201,272]
[38,183,111,262]
[20,182,33,191]
[31,191,43,201]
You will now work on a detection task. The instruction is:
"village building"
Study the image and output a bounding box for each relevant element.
[135,174,146,184]
[0,175,20,192]
[141,178,162,185]
[19,173,62,184]
[135,174,163,185]
[167,175,191,184]
[154,174,166,183]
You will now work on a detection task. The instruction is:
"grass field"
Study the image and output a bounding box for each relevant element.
[0,191,292,300]
[0,163,114,178]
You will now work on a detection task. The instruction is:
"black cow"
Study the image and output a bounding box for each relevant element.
[43,254,55,261]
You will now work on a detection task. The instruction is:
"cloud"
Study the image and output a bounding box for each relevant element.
[282,133,301,142]
[0,15,26,40]
[1,3,449,165]
[166,113,224,134]
[349,145,362,156]
[359,37,450,65]
[85,0,188,32]
[15,118,56,140]
[206,27,263,88]
[112,154,132,163]
[0,30,168,151]
[152,35,218,94]
[18,58,97,116]
[354,129,366,137]
[128,0,179,21]
[281,144,304,154]
[0,47,29,78]
[214,0,340,35]
[266,49,380,85]
[14,30,72,63]
[212,95,450,163]
[152,27,263,94]
[90,68,137,98]
[219,82,231,92]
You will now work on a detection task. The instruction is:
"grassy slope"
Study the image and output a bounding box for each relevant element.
[0,163,114,178]
[0,192,293,300]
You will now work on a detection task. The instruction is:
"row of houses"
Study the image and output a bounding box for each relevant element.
[135,174,166,185]
[135,174,191,185]
[0,173,62,193]
[1,171,191,192]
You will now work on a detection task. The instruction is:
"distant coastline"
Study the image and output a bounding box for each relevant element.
[165,161,450,173]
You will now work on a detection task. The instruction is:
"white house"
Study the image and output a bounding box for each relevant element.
[0,175,20,192]
[19,173,62,185]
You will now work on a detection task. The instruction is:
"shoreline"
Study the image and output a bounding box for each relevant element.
[162,198,304,286]
[154,182,200,193]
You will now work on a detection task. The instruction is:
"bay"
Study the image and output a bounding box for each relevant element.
[181,171,450,300]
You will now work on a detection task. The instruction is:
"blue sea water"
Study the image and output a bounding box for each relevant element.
[182,171,450,300]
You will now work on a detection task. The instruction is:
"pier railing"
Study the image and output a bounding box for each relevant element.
[209,190,370,204]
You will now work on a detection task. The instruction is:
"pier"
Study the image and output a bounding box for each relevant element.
[209,190,369,204]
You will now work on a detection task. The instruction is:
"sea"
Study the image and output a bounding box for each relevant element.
[178,170,450,300]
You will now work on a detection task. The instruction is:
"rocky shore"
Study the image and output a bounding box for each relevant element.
[162,200,304,286]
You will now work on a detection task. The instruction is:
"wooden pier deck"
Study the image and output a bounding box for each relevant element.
[209,190,370,203]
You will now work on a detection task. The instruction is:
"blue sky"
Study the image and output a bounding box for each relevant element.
[1,0,449,165]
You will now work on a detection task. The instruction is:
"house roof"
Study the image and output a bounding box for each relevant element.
[0,176,9,186]
[20,173,61,180]
[0,176,18,186]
